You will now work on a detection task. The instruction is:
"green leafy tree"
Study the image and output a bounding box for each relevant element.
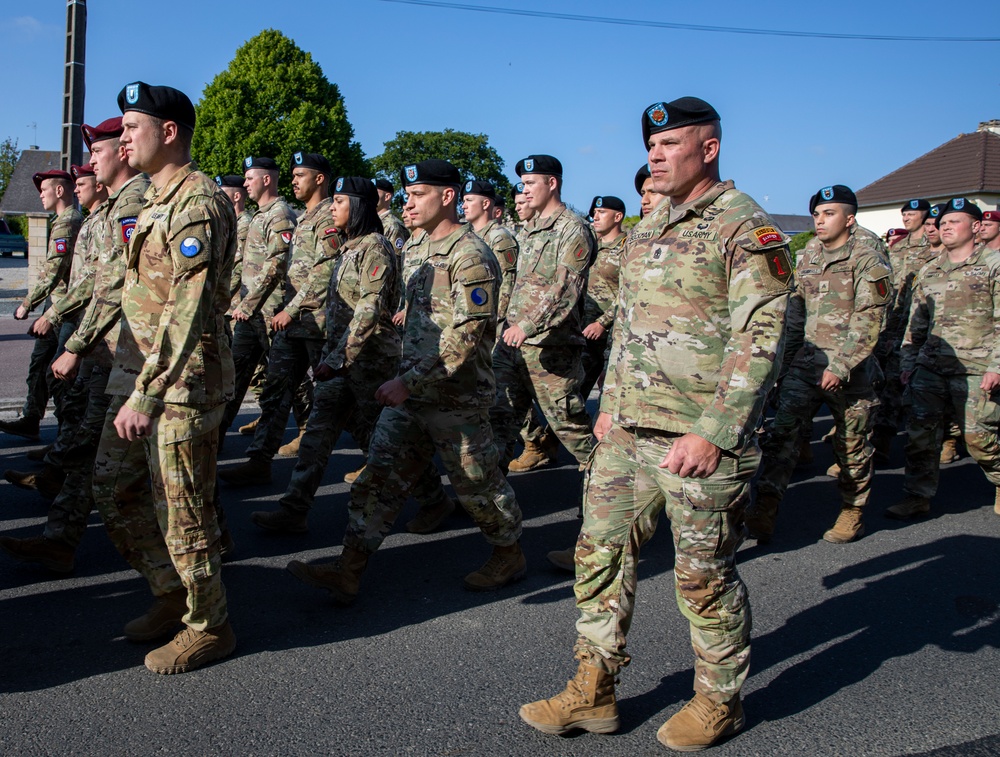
[192,29,367,201]
[0,137,20,205]
[788,229,815,265]
[371,129,511,208]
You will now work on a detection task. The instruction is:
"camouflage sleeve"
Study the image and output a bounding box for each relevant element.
[327,240,395,371]
[126,198,235,417]
[22,216,80,311]
[517,223,593,338]
[491,231,519,322]
[229,246,244,299]
[899,272,930,375]
[283,228,341,320]
[43,216,100,327]
[688,230,792,451]
[990,262,1000,375]
[399,253,496,396]
[826,258,892,381]
[236,215,294,318]
[597,282,627,413]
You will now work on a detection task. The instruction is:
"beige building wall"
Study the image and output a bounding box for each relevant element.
[857,194,1000,237]
[26,213,51,298]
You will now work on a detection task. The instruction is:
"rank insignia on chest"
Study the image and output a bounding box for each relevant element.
[179,237,202,258]
[753,227,783,246]
[54,239,68,254]
[819,281,829,294]
[653,249,662,260]
[280,232,292,244]
[120,217,137,244]
[470,287,489,306]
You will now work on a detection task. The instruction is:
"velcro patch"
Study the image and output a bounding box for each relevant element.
[753,226,783,246]
[504,250,516,265]
[179,236,202,258]
[750,245,795,295]
[368,263,386,282]
[54,239,68,254]
[470,287,489,306]
[280,232,292,244]
[120,217,137,244]
[395,238,404,249]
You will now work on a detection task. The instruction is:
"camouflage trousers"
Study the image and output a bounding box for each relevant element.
[93,396,228,631]
[346,403,522,555]
[279,365,448,514]
[222,316,309,434]
[21,321,75,421]
[903,368,1000,498]
[579,332,610,406]
[758,371,878,508]
[490,342,594,467]
[42,322,90,467]
[43,360,113,547]
[873,348,904,435]
[245,332,320,461]
[573,423,753,704]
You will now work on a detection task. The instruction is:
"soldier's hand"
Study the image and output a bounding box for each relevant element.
[314,363,336,382]
[14,305,28,320]
[375,377,410,407]
[114,405,154,442]
[272,311,293,331]
[51,351,82,382]
[232,309,249,322]
[819,370,841,392]
[582,322,606,340]
[900,369,913,386]
[392,309,405,326]
[981,372,1000,393]
[29,317,53,337]
[503,324,527,348]
[660,433,722,479]
[593,412,613,442]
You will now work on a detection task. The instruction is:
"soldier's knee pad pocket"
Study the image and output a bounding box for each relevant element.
[681,477,748,513]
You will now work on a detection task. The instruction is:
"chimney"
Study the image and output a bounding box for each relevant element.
[978,120,1000,136]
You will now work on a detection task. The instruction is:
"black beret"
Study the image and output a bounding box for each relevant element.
[634,164,651,195]
[463,179,496,200]
[928,203,947,220]
[373,178,394,193]
[809,184,857,213]
[117,81,196,131]
[32,170,73,191]
[70,164,95,180]
[81,117,123,150]
[641,97,720,147]
[291,151,332,176]
[334,176,378,203]
[400,159,461,188]
[511,181,526,200]
[589,195,626,217]
[901,198,930,212]
[515,154,562,177]
[938,197,982,223]
[243,156,278,172]
[215,175,244,189]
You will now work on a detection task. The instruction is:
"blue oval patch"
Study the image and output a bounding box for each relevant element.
[179,237,202,258]
[470,287,488,306]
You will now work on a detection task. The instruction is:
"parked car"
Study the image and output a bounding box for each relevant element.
[0,219,28,257]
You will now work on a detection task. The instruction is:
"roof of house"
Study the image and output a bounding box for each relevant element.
[771,213,812,235]
[857,129,1000,207]
[0,149,62,215]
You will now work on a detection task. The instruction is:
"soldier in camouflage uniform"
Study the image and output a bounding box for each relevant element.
[220,152,337,485]
[0,171,83,442]
[219,157,299,439]
[215,174,252,307]
[635,163,666,218]
[520,98,792,751]
[461,179,519,323]
[88,82,237,674]
[979,210,1000,252]
[888,199,1000,519]
[581,195,626,402]
[375,177,409,256]
[287,159,524,602]
[749,185,891,545]
[1,118,151,573]
[489,155,596,473]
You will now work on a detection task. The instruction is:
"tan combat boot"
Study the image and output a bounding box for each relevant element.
[25,443,53,462]
[277,428,306,457]
[994,489,1000,516]
[250,507,309,534]
[286,547,369,606]
[218,457,272,486]
[0,416,41,441]
[823,506,865,543]
[546,546,575,573]
[826,462,841,478]
[238,416,260,435]
[656,692,745,751]
[0,535,74,573]
[518,660,619,735]
[744,494,780,544]
[939,438,960,464]
[144,621,236,675]
[4,465,65,499]
[405,494,456,534]
[343,464,366,484]
[463,542,527,591]
[124,589,188,641]
[508,432,559,473]
[884,495,931,520]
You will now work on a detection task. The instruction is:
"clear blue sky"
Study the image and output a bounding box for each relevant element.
[2,1,997,216]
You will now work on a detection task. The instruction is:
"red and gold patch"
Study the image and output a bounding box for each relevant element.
[753,227,782,246]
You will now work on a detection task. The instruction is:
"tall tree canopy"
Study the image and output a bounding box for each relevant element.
[371,129,511,207]
[192,29,367,200]
[0,137,20,206]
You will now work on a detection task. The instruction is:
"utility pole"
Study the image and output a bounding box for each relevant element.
[62,0,86,171]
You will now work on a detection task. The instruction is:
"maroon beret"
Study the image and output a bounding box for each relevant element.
[983,210,1000,222]
[81,117,124,150]
[33,170,73,191]
[70,164,95,180]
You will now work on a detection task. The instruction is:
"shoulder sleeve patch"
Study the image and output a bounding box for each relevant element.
[863,263,893,305]
[456,257,496,318]
[168,205,213,272]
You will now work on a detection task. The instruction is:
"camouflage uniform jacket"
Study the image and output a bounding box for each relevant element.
[583,231,626,329]
[901,245,1000,376]
[107,163,236,416]
[322,231,400,373]
[398,224,500,408]
[64,174,150,369]
[42,207,105,327]
[379,210,410,257]
[228,208,254,303]
[281,197,338,341]
[233,196,297,320]
[601,180,793,452]
[505,205,596,346]
[475,219,519,321]
[885,230,933,346]
[781,225,892,385]
[22,206,84,312]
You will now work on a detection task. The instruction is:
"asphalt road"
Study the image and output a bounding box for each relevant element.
[1,403,998,756]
